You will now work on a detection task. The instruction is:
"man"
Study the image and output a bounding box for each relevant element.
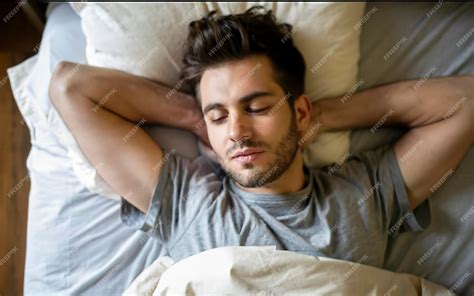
[49,7,473,268]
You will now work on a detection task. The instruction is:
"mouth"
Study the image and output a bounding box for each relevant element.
[231,148,264,158]
[231,150,265,163]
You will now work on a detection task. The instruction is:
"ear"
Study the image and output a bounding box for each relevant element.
[293,94,312,134]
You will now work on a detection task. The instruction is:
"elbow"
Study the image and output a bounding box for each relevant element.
[49,61,80,106]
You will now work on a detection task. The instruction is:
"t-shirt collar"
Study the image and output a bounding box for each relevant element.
[226,166,313,204]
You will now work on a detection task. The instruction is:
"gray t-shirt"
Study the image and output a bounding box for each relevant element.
[121,144,431,268]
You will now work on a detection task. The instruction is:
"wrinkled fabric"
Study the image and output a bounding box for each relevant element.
[124,246,451,296]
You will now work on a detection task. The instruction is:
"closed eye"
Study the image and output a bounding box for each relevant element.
[212,116,227,123]
[247,107,269,114]
[210,107,269,124]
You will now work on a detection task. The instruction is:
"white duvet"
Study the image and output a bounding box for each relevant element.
[124,246,452,296]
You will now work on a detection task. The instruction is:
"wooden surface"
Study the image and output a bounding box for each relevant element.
[0,3,42,295]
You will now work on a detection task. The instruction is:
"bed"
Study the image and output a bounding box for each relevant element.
[7,2,473,295]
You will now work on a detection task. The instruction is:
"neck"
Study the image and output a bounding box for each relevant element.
[238,152,306,195]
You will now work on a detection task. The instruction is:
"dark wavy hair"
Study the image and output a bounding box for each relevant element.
[180,6,306,106]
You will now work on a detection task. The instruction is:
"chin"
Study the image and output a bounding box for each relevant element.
[227,162,281,188]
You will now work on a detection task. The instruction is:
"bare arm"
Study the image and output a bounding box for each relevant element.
[312,76,473,209]
[49,62,206,213]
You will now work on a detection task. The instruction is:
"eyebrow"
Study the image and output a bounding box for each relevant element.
[203,91,273,115]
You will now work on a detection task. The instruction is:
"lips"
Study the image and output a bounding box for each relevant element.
[231,149,264,159]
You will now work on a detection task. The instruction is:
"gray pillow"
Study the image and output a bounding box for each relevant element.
[354,3,474,295]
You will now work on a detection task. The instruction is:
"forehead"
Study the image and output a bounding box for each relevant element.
[199,55,281,106]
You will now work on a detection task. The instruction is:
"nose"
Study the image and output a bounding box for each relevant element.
[227,113,253,144]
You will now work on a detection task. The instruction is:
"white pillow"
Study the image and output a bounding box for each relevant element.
[123,246,451,295]
[69,2,365,196]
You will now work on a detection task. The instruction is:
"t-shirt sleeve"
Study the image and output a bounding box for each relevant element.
[331,144,431,236]
[120,149,222,245]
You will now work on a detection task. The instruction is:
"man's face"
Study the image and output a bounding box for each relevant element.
[200,55,302,188]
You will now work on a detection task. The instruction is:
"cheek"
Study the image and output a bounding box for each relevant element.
[208,126,227,152]
[257,115,290,139]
